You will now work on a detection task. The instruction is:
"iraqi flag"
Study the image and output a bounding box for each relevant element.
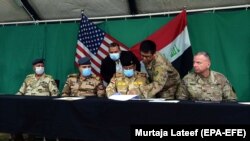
[130,10,193,78]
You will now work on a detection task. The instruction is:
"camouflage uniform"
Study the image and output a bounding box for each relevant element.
[17,74,59,96]
[140,52,181,99]
[62,73,105,97]
[106,71,148,98]
[177,71,237,101]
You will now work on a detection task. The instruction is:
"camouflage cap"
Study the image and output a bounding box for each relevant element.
[78,57,91,65]
[32,58,44,65]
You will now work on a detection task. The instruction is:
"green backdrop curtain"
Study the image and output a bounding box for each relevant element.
[0,9,249,101]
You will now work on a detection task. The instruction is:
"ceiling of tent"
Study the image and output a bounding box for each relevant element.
[0,0,249,23]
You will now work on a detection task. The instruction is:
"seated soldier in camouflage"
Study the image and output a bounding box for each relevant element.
[177,51,237,101]
[62,57,105,97]
[14,58,59,141]
[17,58,59,96]
[106,52,148,98]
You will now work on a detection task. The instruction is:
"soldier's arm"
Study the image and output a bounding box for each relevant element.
[17,81,27,95]
[48,78,59,96]
[222,78,237,101]
[140,65,168,98]
[175,79,189,100]
[96,78,106,97]
[61,77,71,97]
[17,76,30,95]
[105,76,117,97]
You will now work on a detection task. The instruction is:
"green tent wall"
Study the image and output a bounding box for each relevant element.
[0,9,249,101]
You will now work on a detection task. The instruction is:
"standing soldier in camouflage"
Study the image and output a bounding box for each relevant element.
[17,58,59,96]
[139,40,181,99]
[106,52,148,98]
[62,57,105,97]
[177,51,237,101]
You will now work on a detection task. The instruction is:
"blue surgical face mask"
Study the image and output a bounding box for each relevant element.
[35,67,44,75]
[81,68,92,77]
[123,69,134,77]
[109,53,120,61]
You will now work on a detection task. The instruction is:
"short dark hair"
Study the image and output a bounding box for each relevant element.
[109,42,120,48]
[139,40,156,54]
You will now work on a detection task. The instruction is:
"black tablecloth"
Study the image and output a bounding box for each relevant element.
[0,95,249,140]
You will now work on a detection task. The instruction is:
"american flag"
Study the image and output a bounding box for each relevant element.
[75,13,128,76]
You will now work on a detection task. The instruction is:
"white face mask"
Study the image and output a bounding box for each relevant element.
[35,67,44,75]
[109,53,120,61]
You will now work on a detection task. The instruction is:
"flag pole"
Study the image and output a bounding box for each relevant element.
[0,4,249,26]
[81,9,85,14]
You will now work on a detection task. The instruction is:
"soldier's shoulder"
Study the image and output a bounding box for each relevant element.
[211,71,228,82]
[114,72,123,77]
[67,73,79,78]
[212,71,226,78]
[183,72,196,80]
[136,72,147,77]
[25,74,35,81]
[26,74,34,78]
[156,52,170,62]
[44,74,53,79]
[91,74,101,80]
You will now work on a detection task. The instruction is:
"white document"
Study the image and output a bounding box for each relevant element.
[149,100,179,103]
[108,94,139,101]
[238,102,250,105]
[54,97,85,101]
[145,98,166,101]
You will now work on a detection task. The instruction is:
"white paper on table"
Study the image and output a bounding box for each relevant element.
[145,98,166,101]
[238,102,250,105]
[108,94,139,101]
[149,100,179,103]
[54,97,85,101]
